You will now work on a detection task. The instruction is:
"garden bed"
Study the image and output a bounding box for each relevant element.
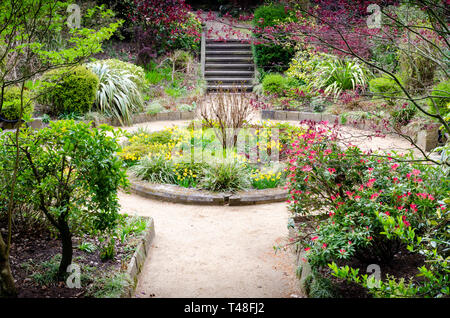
[1,215,154,298]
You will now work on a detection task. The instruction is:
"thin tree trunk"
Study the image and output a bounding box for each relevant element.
[0,233,16,298]
[57,222,73,279]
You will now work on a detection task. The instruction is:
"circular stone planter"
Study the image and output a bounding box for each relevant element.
[129,177,288,206]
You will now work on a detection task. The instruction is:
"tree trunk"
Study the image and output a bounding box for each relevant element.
[0,233,16,298]
[57,222,73,279]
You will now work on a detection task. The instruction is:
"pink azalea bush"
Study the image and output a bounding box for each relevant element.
[287,122,449,297]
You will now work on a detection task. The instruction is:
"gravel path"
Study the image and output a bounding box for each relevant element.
[120,194,301,298]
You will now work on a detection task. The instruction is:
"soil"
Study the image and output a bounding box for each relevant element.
[324,246,427,298]
[0,219,139,298]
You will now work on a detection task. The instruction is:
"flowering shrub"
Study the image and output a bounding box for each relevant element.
[287,122,449,297]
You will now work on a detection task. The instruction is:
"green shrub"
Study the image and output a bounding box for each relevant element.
[253,4,296,72]
[427,80,450,117]
[253,44,295,73]
[369,76,404,104]
[0,86,34,120]
[146,101,163,115]
[87,60,144,125]
[262,73,287,95]
[37,66,99,115]
[253,4,290,28]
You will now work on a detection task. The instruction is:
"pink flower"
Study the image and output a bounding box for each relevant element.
[391,164,399,171]
[328,168,336,174]
[305,247,311,252]
[322,243,327,249]
[339,249,346,254]
[302,165,312,172]
[412,169,421,176]
[311,236,318,241]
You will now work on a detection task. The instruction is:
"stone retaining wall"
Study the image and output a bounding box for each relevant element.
[121,217,156,298]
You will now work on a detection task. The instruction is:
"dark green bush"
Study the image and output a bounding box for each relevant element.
[427,80,450,117]
[0,86,34,120]
[252,4,295,73]
[38,66,99,115]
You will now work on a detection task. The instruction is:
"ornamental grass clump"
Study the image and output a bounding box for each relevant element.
[87,61,144,125]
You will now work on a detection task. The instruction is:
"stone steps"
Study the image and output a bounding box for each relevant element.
[204,39,255,92]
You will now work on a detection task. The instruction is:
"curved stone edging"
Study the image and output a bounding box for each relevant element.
[121,217,156,298]
[129,178,288,206]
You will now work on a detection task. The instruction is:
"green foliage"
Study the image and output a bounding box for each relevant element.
[78,242,97,254]
[253,44,295,73]
[390,102,417,126]
[0,86,34,120]
[398,42,438,92]
[262,73,288,95]
[131,155,176,184]
[27,254,61,286]
[100,238,116,261]
[116,215,149,244]
[312,57,370,98]
[87,60,145,125]
[200,156,251,192]
[37,66,99,116]
[0,120,129,272]
[286,50,333,85]
[427,80,450,117]
[253,4,291,28]
[369,75,404,105]
[253,4,296,72]
[146,101,163,115]
[101,59,148,92]
[87,272,131,298]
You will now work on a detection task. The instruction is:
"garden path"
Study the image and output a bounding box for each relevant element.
[118,117,418,298]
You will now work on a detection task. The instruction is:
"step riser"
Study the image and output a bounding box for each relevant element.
[206,58,253,63]
[205,72,254,77]
[205,64,254,70]
[206,78,253,82]
[206,51,252,56]
[206,45,252,51]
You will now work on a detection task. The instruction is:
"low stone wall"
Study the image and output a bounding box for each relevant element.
[91,111,196,127]
[121,217,156,298]
[129,177,288,206]
[261,110,441,152]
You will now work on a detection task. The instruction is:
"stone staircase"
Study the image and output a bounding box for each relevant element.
[204,39,255,92]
